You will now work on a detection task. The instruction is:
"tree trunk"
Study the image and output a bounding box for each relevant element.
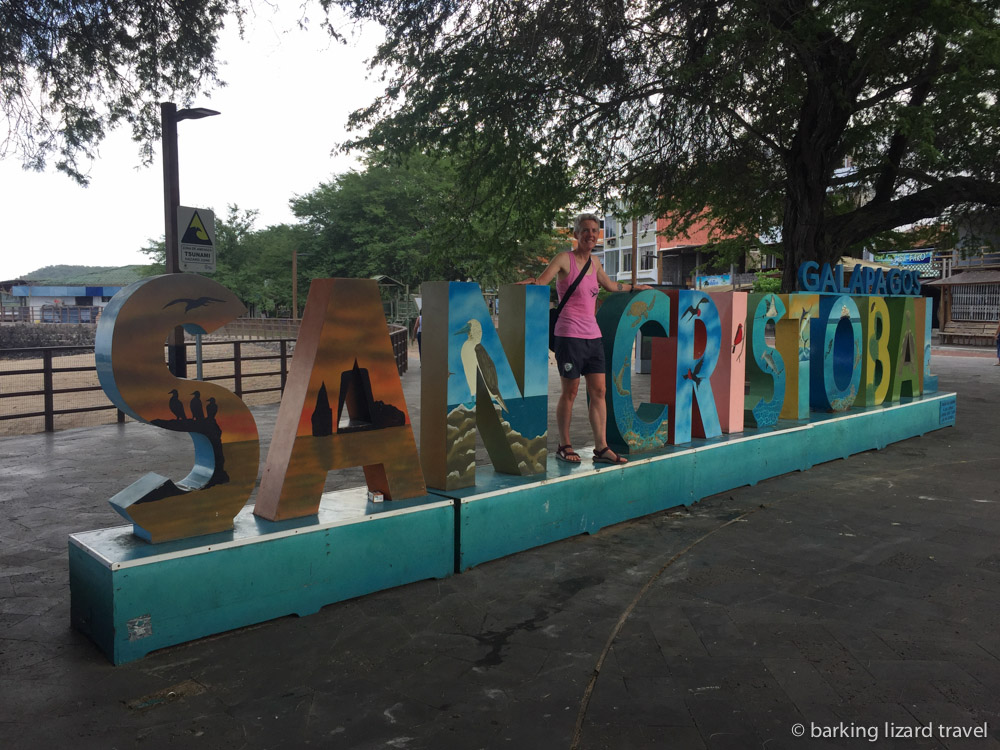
[780,149,844,292]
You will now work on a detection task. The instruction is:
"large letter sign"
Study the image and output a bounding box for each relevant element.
[776,293,819,420]
[744,293,787,428]
[809,295,863,412]
[886,296,923,401]
[254,278,425,521]
[419,282,549,490]
[855,295,891,407]
[95,274,260,542]
[91,265,943,545]
[708,291,748,434]
[598,289,671,454]
[76,266,957,666]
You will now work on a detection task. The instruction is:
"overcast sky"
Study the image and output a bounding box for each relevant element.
[1,7,386,281]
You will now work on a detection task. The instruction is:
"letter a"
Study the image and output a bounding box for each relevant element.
[254,279,425,521]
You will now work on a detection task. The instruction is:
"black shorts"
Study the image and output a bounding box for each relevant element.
[553,336,605,379]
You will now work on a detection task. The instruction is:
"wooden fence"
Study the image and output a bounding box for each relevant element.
[0,326,408,435]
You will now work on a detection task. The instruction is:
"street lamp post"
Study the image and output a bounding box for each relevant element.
[161,102,220,378]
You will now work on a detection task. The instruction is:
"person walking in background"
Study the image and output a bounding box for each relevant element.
[521,213,650,465]
[994,319,1000,365]
[413,313,422,359]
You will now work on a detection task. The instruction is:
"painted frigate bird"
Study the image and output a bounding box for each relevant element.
[205,397,218,421]
[163,296,225,313]
[456,319,508,413]
[680,297,708,321]
[683,357,707,387]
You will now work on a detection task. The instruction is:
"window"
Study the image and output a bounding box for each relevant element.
[640,248,656,271]
[622,252,632,273]
[604,250,619,277]
[604,216,618,239]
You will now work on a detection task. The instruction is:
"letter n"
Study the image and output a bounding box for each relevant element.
[420,281,549,491]
[254,279,425,521]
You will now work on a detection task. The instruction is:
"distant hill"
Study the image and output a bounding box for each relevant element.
[21,265,151,286]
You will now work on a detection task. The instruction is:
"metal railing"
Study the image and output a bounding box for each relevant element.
[1,305,104,324]
[0,326,408,435]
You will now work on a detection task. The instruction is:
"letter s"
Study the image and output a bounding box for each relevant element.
[96,274,260,543]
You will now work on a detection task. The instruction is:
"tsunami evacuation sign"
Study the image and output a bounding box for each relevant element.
[177,206,216,273]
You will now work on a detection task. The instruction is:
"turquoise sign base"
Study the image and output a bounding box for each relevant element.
[440,392,956,572]
[69,490,455,665]
[70,392,956,664]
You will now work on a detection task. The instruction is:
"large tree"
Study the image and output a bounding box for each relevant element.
[2,0,242,182]
[291,152,568,289]
[138,206,306,315]
[331,0,1000,289]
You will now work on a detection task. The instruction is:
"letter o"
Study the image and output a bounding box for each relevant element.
[888,269,902,295]
[901,271,914,295]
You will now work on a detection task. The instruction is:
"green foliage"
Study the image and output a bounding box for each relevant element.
[291,152,568,290]
[3,0,245,183]
[332,0,1000,291]
[20,265,148,285]
[752,273,782,294]
[139,238,166,275]
[135,206,306,315]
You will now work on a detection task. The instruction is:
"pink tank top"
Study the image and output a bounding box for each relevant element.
[554,252,602,339]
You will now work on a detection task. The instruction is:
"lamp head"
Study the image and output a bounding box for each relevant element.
[176,107,221,121]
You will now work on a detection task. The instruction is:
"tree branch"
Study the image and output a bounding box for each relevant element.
[828,176,1000,248]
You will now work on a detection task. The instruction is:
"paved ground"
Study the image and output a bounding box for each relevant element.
[1,345,999,749]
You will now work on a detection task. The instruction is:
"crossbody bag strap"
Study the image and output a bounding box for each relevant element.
[553,256,593,320]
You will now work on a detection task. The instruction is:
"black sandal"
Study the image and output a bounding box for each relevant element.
[555,444,581,463]
[593,446,627,465]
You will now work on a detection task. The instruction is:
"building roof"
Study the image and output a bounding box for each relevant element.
[926,270,1000,286]
[371,275,405,287]
[10,285,124,296]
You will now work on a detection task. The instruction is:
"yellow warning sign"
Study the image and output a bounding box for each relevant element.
[181,211,212,245]
[177,206,216,273]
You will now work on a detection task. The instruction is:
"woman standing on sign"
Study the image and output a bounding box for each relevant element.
[521,213,650,465]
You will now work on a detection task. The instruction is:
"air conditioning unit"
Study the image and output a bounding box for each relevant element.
[606,238,617,247]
